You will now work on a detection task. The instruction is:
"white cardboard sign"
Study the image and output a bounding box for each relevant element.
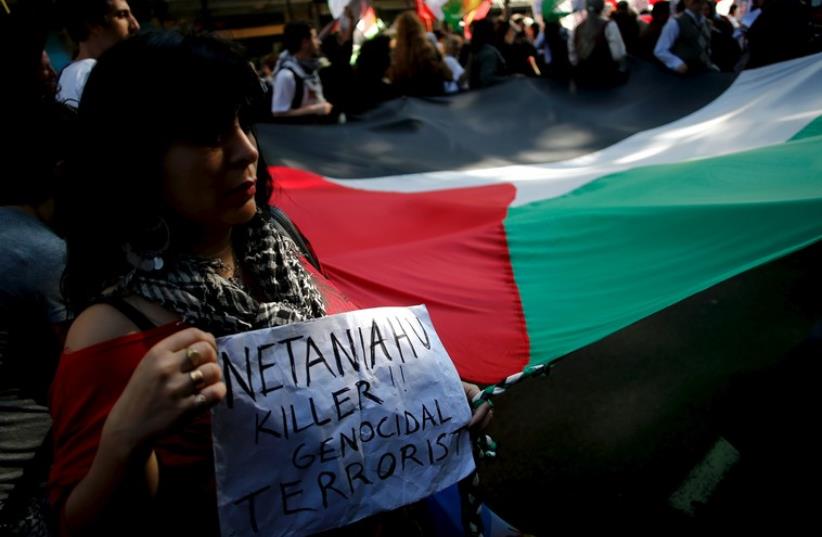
[212,305,475,537]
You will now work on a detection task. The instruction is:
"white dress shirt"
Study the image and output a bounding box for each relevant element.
[653,10,705,71]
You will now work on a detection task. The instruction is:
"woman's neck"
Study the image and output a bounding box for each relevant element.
[188,228,234,264]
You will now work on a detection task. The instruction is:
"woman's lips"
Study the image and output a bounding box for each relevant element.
[225,180,256,204]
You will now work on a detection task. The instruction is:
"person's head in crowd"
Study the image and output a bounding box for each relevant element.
[508,15,535,43]
[587,0,606,15]
[683,0,706,16]
[355,34,392,81]
[61,32,268,309]
[651,0,672,25]
[38,51,60,97]
[259,52,278,78]
[470,18,497,51]
[617,1,640,17]
[502,15,523,45]
[390,10,450,89]
[703,0,717,18]
[321,31,347,63]
[61,0,140,58]
[393,11,430,52]
[728,3,738,17]
[282,21,320,59]
[443,34,463,59]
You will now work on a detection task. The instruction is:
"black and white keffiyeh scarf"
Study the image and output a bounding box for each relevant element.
[116,212,326,336]
[273,50,326,102]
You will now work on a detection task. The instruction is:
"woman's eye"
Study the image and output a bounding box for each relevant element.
[194,134,223,147]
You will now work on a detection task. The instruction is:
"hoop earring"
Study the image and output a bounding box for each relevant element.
[123,216,170,272]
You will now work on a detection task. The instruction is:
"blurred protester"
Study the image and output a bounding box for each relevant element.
[746,0,812,68]
[638,1,672,59]
[611,1,643,54]
[258,52,278,85]
[536,18,573,78]
[569,0,629,86]
[388,11,453,97]
[466,18,508,89]
[319,10,356,115]
[499,15,541,76]
[56,0,140,107]
[654,0,719,73]
[442,34,467,93]
[348,34,398,114]
[271,22,333,120]
[704,0,742,70]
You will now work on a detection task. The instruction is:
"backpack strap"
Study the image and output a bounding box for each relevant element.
[268,206,323,274]
[282,67,305,110]
[96,296,157,331]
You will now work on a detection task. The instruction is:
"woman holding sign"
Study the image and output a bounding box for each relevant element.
[49,32,490,536]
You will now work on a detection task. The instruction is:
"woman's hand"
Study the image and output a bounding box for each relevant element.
[101,327,227,455]
[64,328,227,534]
[462,382,494,431]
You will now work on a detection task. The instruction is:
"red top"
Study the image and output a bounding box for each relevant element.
[48,263,359,535]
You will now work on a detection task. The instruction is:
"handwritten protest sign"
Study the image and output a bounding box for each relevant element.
[212,305,475,537]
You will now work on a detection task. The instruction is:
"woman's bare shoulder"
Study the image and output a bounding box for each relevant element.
[64,297,180,352]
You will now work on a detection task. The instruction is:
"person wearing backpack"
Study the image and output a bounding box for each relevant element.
[271,22,333,120]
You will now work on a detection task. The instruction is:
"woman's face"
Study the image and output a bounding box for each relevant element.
[162,119,260,232]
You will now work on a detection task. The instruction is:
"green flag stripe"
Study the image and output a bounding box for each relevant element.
[791,115,822,141]
[505,128,822,366]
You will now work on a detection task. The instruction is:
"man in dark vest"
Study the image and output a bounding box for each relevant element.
[568,0,628,87]
[654,0,718,74]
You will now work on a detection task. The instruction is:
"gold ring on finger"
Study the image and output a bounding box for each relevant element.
[186,346,201,368]
[189,369,205,390]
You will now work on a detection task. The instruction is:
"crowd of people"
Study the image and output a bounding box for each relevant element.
[38,0,820,120]
[249,0,817,120]
[0,0,817,535]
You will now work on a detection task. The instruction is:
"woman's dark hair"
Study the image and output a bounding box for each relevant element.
[60,31,270,311]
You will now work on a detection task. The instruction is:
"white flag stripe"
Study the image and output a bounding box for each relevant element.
[323,53,822,207]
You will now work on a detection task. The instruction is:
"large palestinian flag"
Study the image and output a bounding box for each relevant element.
[259,53,822,386]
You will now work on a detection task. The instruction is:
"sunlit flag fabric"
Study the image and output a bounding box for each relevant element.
[418,0,492,30]
[260,54,822,385]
